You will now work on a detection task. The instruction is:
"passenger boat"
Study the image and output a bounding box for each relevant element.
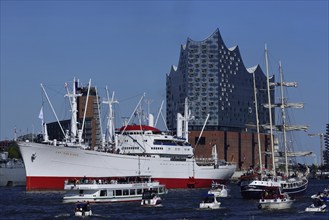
[141,189,163,207]
[199,194,221,209]
[207,182,229,197]
[63,176,167,203]
[74,201,92,217]
[305,198,326,212]
[19,79,236,191]
[258,186,293,210]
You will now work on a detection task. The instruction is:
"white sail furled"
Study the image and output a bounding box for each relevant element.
[262,124,308,132]
[265,151,312,157]
[263,103,304,109]
[270,82,298,87]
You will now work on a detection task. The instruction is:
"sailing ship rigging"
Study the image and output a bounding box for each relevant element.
[239,45,310,199]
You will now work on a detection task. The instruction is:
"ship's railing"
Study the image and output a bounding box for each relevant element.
[195,158,225,166]
[64,176,157,186]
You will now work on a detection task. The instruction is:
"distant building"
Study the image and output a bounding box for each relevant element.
[166,29,274,131]
[166,29,274,170]
[76,86,102,147]
[324,123,329,169]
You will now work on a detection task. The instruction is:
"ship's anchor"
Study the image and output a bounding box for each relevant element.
[31,153,36,162]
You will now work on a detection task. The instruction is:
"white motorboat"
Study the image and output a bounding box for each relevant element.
[199,194,221,209]
[258,186,293,210]
[208,182,229,197]
[141,189,163,207]
[305,198,327,212]
[63,176,167,203]
[311,187,329,202]
[74,201,92,217]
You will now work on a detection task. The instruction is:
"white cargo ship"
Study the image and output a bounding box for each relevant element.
[19,79,236,191]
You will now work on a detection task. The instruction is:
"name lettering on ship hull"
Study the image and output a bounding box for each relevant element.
[56,151,79,157]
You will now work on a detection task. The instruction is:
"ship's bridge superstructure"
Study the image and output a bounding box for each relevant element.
[116,125,193,158]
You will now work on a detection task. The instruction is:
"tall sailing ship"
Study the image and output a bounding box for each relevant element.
[239,46,310,199]
[18,78,236,191]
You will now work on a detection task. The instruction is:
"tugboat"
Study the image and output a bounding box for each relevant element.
[141,189,163,207]
[199,194,221,209]
[258,186,293,210]
[74,201,92,217]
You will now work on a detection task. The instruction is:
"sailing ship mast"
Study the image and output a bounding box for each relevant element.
[264,44,276,174]
[276,61,308,176]
[252,71,263,170]
[279,61,289,176]
[264,58,308,176]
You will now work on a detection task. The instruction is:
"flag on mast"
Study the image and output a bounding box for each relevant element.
[38,107,44,120]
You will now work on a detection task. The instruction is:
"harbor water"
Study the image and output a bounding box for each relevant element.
[1,179,329,220]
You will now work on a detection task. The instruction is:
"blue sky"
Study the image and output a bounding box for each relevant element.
[1,1,328,164]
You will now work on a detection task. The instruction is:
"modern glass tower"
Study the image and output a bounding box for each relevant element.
[166,29,274,132]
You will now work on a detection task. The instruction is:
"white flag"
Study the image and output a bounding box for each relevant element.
[38,107,44,120]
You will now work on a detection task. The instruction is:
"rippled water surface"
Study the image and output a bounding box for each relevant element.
[2,179,329,219]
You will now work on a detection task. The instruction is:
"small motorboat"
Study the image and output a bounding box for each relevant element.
[311,187,329,202]
[258,186,293,210]
[74,201,92,217]
[208,182,229,197]
[305,198,327,212]
[199,194,221,209]
[141,190,163,207]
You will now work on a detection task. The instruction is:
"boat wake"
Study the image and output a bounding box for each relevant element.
[54,213,112,218]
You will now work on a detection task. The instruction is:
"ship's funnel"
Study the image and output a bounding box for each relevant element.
[148,114,154,127]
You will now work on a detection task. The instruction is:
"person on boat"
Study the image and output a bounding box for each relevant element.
[75,201,81,211]
[85,201,91,211]
[313,198,324,207]
[264,191,269,199]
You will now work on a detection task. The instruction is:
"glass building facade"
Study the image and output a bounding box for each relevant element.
[166,29,274,132]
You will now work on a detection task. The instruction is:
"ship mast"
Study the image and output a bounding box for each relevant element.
[177,98,194,140]
[65,78,82,143]
[276,61,308,176]
[265,44,276,174]
[103,86,118,145]
[279,61,289,175]
[252,71,263,170]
